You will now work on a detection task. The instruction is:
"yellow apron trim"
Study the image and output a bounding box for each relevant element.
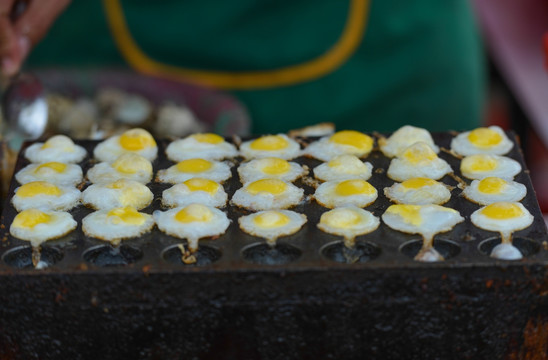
[104,0,370,90]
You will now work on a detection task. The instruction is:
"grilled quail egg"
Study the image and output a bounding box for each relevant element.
[314,179,377,208]
[239,210,307,246]
[238,157,306,184]
[240,134,301,160]
[305,130,374,161]
[12,181,80,211]
[387,142,452,181]
[93,128,158,162]
[231,179,304,211]
[25,135,87,163]
[15,162,83,186]
[379,125,439,158]
[317,206,380,246]
[166,133,238,161]
[451,126,513,156]
[162,178,228,208]
[87,153,153,184]
[463,177,526,205]
[82,179,153,210]
[313,155,373,182]
[156,158,231,184]
[460,154,521,180]
[384,178,451,205]
[10,209,77,247]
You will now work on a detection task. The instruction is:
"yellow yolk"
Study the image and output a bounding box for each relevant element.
[247,179,287,195]
[106,180,149,206]
[462,155,498,172]
[335,179,375,196]
[184,178,219,195]
[401,178,437,190]
[468,128,503,148]
[107,207,146,225]
[478,177,507,194]
[34,162,67,174]
[402,144,437,165]
[482,202,523,220]
[192,133,224,144]
[386,205,423,226]
[321,208,361,228]
[175,204,213,223]
[261,158,290,175]
[112,153,152,174]
[17,181,62,197]
[119,129,156,151]
[329,130,373,152]
[176,158,213,173]
[13,209,52,228]
[253,211,290,228]
[250,135,289,151]
[41,135,74,150]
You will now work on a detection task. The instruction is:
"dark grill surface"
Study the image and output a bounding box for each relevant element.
[0,132,546,360]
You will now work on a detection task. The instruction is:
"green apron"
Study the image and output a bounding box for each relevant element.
[27,0,485,134]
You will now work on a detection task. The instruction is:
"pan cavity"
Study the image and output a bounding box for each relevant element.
[478,237,540,260]
[83,244,143,266]
[2,246,63,269]
[162,243,221,266]
[320,241,380,264]
[241,242,301,265]
[399,238,460,262]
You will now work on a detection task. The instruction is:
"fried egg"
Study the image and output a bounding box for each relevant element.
[239,210,307,246]
[471,202,534,260]
[460,154,521,180]
[153,203,230,251]
[93,128,158,162]
[231,178,304,211]
[87,153,153,184]
[82,179,153,210]
[166,133,238,161]
[15,162,83,186]
[463,177,526,205]
[451,126,513,156]
[162,178,228,208]
[379,125,439,158]
[156,158,231,184]
[24,135,87,163]
[314,179,378,208]
[317,206,380,247]
[82,206,155,246]
[313,155,373,182]
[10,209,77,247]
[382,204,464,262]
[305,130,374,161]
[238,157,306,184]
[384,178,451,205]
[12,181,80,212]
[387,141,452,181]
[239,134,301,160]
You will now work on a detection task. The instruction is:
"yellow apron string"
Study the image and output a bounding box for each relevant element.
[104,0,370,90]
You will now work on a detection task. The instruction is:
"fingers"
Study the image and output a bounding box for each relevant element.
[15,0,71,46]
[0,0,18,76]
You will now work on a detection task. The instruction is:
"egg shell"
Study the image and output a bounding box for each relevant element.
[451,126,513,156]
[24,135,87,163]
[162,182,228,208]
[15,162,83,186]
[82,209,155,243]
[239,134,301,160]
[238,210,307,241]
[10,209,77,247]
[238,158,306,184]
[313,155,373,182]
[166,135,238,161]
[379,125,439,158]
[12,183,81,212]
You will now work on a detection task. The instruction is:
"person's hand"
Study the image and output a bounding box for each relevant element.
[0,0,70,77]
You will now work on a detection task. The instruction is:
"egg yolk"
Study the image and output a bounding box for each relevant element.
[260,158,290,175]
[253,211,290,228]
[106,180,149,206]
[247,179,287,195]
[401,178,437,190]
[17,181,62,197]
[192,133,224,144]
[335,179,375,196]
[41,135,74,150]
[34,162,67,174]
[13,209,52,228]
[175,204,213,223]
[482,202,523,220]
[386,204,423,226]
[250,135,289,151]
[112,153,152,174]
[329,130,373,152]
[107,207,146,225]
[478,177,507,194]
[462,155,498,172]
[119,129,156,151]
[176,158,213,173]
[321,208,361,228]
[402,143,437,165]
[468,128,502,148]
[184,178,219,194]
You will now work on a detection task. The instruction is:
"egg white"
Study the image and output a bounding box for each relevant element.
[162,181,228,208]
[24,135,87,163]
[12,182,81,212]
[314,179,378,208]
[240,134,301,160]
[387,142,452,181]
[304,130,374,161]
[87,153,153,184]
[379,125,439,158]
[156,159,232,184]
[10,209,77,247]
[460,154,521,180]
[82,208,155,245]
[451,126,513,156]
[93,128,158,162]
[384,178,451,205]
[238,157,306,184]
[238,210,307,244]
[313,155,373,182]
[317,206,380,241]
[82,179,153,210]
[15,162,83,186]
[231,179,304,211]
[463,177,526,205]
[166,133,238,161]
